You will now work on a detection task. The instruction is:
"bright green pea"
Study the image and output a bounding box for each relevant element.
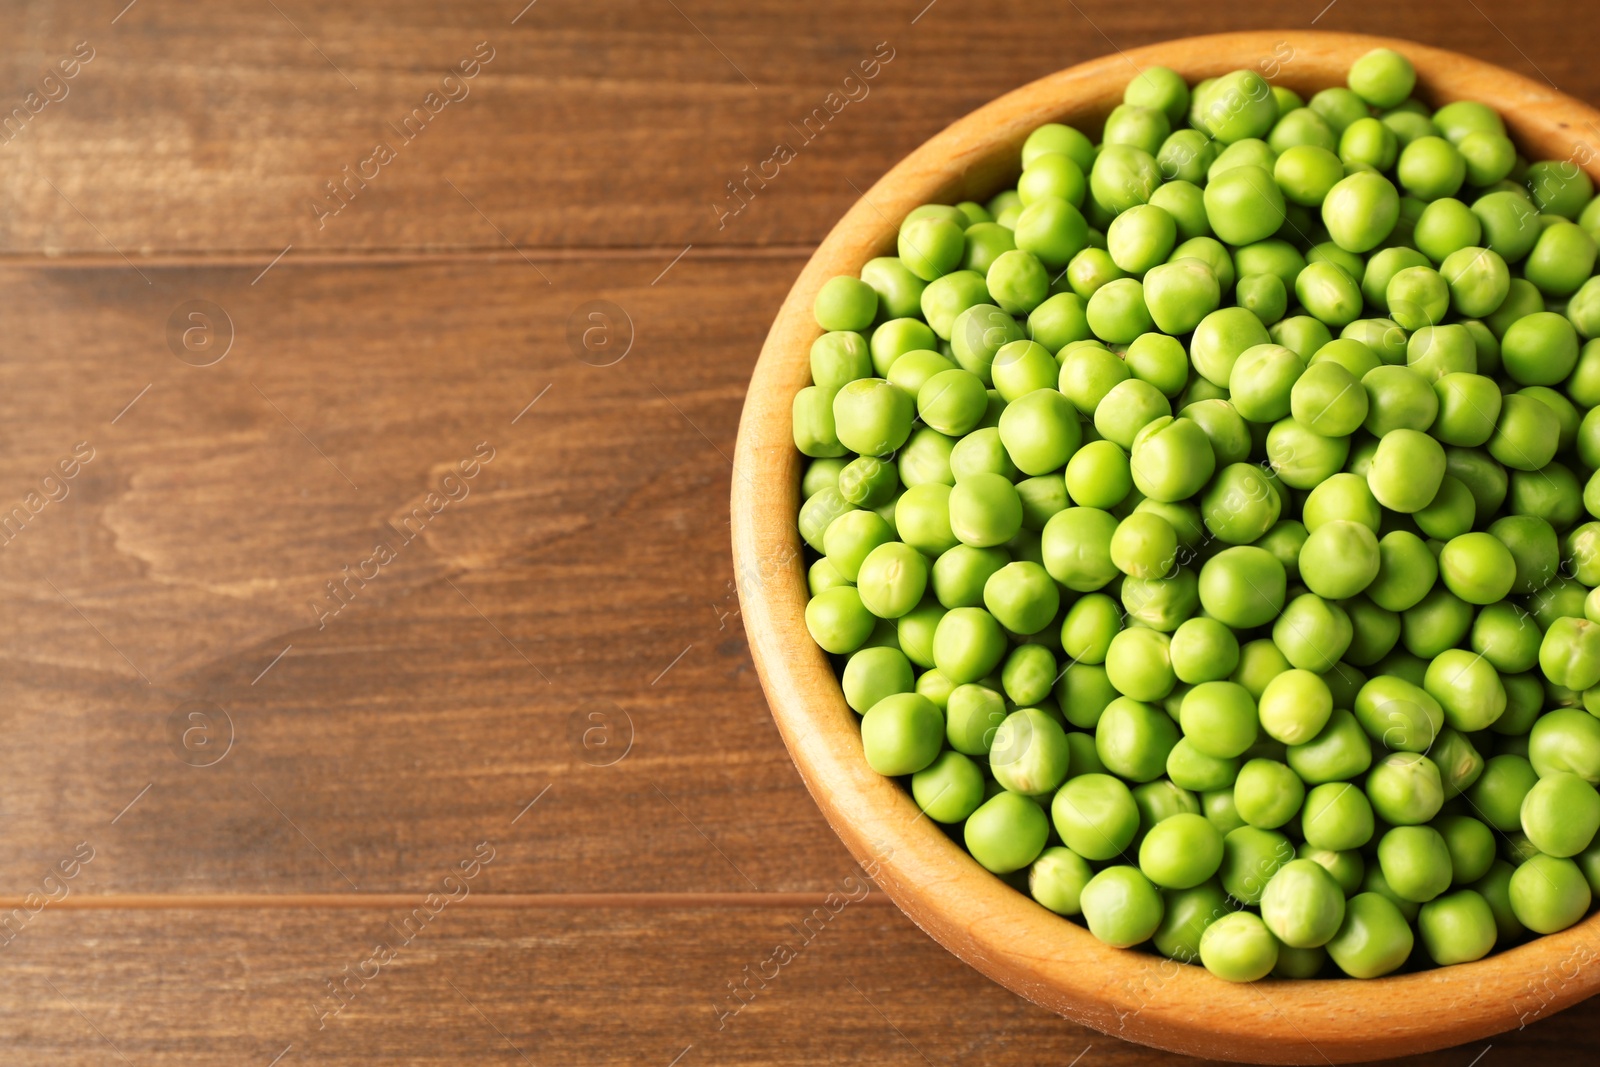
[998,388,1081,475]
[1301,781,1375,852]
[1273,593,1353,673]
[1204,164,1286,245]
[1232,758,1304,831]
[1438,531,1517,604]
[1415,198,1483,262]
[1219,825,1295,906]
[910,750,985,823]
[1027,292,1091,353]
[1081,865,1165,947]
[1417,889,1498,965]
[1323,171,1400,252]
[823,508,895,583]
[1298,520,1380,600]
[931,606,1006,684]
[1014,196,1090,271]
[1509,853,1593,933]
[1189,306,1272,387]
[1398,136,1466,200]
[1110,511,1177,580]
[1105,628,1176,703]
[1199,911,1280,982]
[1096,695,1179,781]
[1198,545,1286,628]
[1502,311,1580,386]
[1018,152,1088,207]
[810,331,873,390]
[1367,751,1445,825]
[944,682,1006,755]
[1023,124,1095,171]
[1260,858,1346,949]
[1170,617,1242,686]
[1540,616,1600,692]
[1349,47,1415,108]
[1473,190,1542,264]
[1288,709,1375,785]
[1274,145,1344,206]
[1179,681,1258,760]
[965,790,1049,873]
[859,692,943,775]
[861,257,928,321]
[1141,258,1220,335]
[932,544,1008,610]
[1290,361,1368,437]
[950,304,1024,384]
[898,216,965,281]
[1341,115,1399,170]
[841,645,913,715]
[814,275,878,332]
[1052,772,1139,861]
[1042,507,1120,592]
[1526,158,1595,219]
[1085,277,1155,344]
[1140,812,1224,889]
[963,221,1018,275]
[1387,264,1450,331]
[1090,143,1164,214]
[1326,892,1415,978]
[805,585,876,654]
[1367,428,1446,513]
[989,707,1072,797]
[1029,846,1095,916]
[1378,824,1453,902]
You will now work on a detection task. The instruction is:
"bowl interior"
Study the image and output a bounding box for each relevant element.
[733,29,1600,1064]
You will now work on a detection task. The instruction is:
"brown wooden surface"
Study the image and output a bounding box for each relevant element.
[4,0,1600,1063]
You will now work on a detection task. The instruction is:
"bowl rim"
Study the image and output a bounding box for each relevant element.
[732,29,1600,1064]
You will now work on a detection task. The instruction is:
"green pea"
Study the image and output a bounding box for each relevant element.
[1250,669,1331,748]
[1052,772,1139,861]
[1205,164,1287,246]
[998,388,1081,475]
[1168,617,1241,686]
[895,600,945,668]
[1095,378,1171,449]
[1367,751,1445,825]
[1540,616,1600,692]
[931,606,1007,684]
[1057,343,1129,414]
[859,692,943,775]
[1326,892,1415,978]
[988,707,1072,797]
[898,216,965,281]
[1526,158,1595,219]
[1023,123,1095,171]
[1014,196,1090,271]
[1273,593,1353,673]
[963,221,1018,275]
[1398,136,1466,200]
[1123,332,1190,397]
[1298,520,1381,600]
[1363,365,1439,436]
[910,750,985,823]
[1181,398,1253,466]
[1096,695,1179,782]
[1167,738,1242,792]
[1081,865,1165,947]
[1258,858,1346,950]
[1042,507,1120,592]
[1220,825,1295,906]
[840,646,913,714]
[1417,889,1498,965]
[964,791,1049,873]
[1138,812,1224,890]
[949,304,1024,384]
[1323,171,1401,252]
[1200,463,1281,545]
[1001,643,1057,707]
[1367,428,1446,513]
[1473,190,1542,265]
[1178,681,1258,760]
[1198,546,1286,628]
[1288,709,1375,785]
[1199,911,1280,982]
[1301,781,1375,852]
[861,257,928,320]
[945,682,1006,755]
[1509,854,1593,934]
[814,275,878,333]
[1028,846,1095,916]
[805,586,876,654]
[1378,824,1453,902]
[1502,311,1581,386]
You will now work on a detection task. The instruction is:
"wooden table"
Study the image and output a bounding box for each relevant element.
[4,1,1598,1062]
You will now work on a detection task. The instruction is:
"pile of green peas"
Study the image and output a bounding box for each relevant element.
[794,45,1600,982]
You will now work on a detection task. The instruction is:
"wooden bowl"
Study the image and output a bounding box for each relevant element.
[732,30,1600,1063]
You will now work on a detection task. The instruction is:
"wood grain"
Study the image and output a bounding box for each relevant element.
[0,255,883,895]
[0,902,1591,1066]
[0,0,1597,255]
[734,28,1600,1066]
